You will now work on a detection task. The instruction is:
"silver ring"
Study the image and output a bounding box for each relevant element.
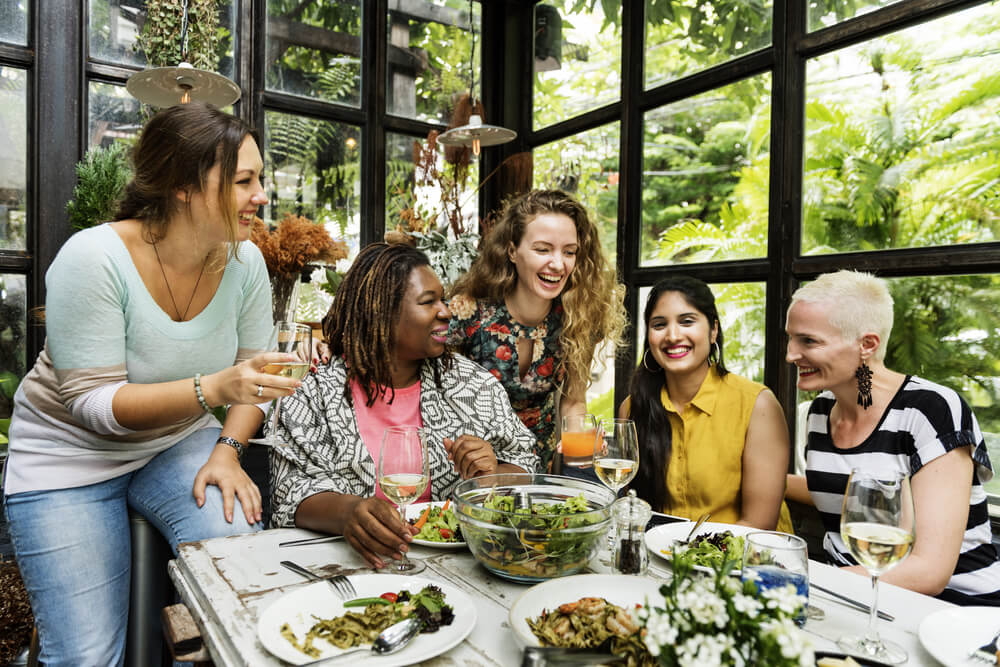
[256,385,264,397]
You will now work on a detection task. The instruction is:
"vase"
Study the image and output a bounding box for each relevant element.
[270,274,301,324]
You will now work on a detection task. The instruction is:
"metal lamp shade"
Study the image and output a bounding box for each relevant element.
[126,62,240,108]
[437,114,517,156]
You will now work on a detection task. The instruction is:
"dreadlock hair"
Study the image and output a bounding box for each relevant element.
[323,242,452,407]
[627,276,728,512]
[449,189,625,399]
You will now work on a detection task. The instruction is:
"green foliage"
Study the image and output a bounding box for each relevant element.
[135,0,226,69]
[586,386,615,422]
[65,143,132,231]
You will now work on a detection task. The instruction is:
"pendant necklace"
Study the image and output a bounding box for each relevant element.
[153,242,207,321]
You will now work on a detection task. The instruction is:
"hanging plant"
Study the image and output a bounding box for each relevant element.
[135,0,225,70]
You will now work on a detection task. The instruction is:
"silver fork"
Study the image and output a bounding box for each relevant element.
[280,560,357,599]
[969,627,1000,664]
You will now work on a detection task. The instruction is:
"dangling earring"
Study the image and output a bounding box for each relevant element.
[642,349,660,372]
[855,360,873,409]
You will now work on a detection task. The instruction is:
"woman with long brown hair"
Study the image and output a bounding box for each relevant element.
[3,103,299,664]
[448,190,625,470]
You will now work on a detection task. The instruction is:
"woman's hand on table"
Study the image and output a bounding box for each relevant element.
[443,435,499,478]
[343,497,417,569]
[201,352,302,406]
[192,445,263,525]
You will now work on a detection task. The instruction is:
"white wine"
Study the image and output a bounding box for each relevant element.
[379,473,428,506]
[594,458,636,489]
[842,521,914,574]
[261,361,310,381]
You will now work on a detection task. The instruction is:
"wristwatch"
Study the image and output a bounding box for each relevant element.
[216,436,245,458]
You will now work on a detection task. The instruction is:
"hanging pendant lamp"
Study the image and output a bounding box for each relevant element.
[436,0,516,156]
[126,0,240,108]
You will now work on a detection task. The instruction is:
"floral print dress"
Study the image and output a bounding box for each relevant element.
[447,294,565,471]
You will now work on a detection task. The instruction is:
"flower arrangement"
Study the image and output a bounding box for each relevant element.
[250,213,348,322]
[637,552,814,667]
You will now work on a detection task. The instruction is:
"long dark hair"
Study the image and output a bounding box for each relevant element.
[116,102,256,250]
[323,242,452,406]
[627,276,728,511]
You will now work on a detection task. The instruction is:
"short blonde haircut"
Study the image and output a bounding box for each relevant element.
[789,270,894,362]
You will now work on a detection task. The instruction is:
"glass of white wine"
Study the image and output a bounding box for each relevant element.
[593,418,639,494]
[378,425,430,574]
[838,469,915,664]
[248,321,312,447]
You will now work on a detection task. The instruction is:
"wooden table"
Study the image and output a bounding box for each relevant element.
[169,528,952,666]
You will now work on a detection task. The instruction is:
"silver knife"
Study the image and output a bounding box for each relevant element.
[811,582,894,622]
[521,646,625,666]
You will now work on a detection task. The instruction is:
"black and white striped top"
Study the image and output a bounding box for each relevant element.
[805,375,1000,605]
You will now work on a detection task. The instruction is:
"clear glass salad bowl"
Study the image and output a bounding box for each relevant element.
[451,473,616,583]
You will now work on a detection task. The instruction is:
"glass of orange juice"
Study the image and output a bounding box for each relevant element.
[561,414,599,468]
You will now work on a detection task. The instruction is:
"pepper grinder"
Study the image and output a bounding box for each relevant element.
[610,490,651,575]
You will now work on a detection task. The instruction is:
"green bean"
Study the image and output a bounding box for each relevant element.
[342,596,391,607]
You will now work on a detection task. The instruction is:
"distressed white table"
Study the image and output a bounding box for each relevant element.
[169,528,951,666]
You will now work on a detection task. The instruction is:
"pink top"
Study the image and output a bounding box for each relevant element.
[350,380,431,504]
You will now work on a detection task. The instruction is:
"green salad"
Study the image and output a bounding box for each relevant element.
[409,504,462,543]
[461,492,606,579]
[665,531,746,570]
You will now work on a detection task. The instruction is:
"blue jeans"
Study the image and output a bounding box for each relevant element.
[4,428,261,667]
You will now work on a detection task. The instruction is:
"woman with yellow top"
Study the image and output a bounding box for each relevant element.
[621,276,792,531]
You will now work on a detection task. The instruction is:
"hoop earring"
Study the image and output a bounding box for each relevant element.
[642,349,660,372]
[855,359,873,409]
[710,341,721,365]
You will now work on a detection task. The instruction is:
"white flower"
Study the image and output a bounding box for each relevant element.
[761,583,806,616]
[643,608,678,656]
[761,617,814,662]
[732,592,763,617]
[677,633,728,667]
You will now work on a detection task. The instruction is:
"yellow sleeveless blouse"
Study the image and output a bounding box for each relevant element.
[631,369,793,532]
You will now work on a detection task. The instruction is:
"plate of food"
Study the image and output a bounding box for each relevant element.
[404,500,466,548]
[644,521,755,573]
[257,573,476,665]
[508,574,660,664]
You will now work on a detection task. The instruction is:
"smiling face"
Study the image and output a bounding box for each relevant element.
[394,265,452,365]
[647,291,718,378]
[188,136,266,244]
[507,212,579,303]
[785,300,861,392]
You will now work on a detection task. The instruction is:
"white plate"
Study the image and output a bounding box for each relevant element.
[645,521,755,572]
[405,501,467,549]
[257,573,476,665]
[918,606,1000,667]
[508,574,662,649]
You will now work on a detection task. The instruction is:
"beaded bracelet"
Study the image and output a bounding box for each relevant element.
[216,436,245,458]
[193,373,211,412]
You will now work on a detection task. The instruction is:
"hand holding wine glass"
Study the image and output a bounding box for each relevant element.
[837,469,915,664]
[248,321,312,447]
[378,426,430,574]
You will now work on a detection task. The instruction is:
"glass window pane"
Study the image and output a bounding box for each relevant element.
[641,74,771,267]
[644,0,772,90]
[265,0,361,106]
[386,0,478,123]
[0,67,27,252]
[802,4,1000,255]
[533,1,621,130]
[89,0,237,78]
[88,80,143,148]
[0,0,28,45]
[384,131,480,290]
[636,280,765,383]
[264,111,361,321]
[808,0,904,32]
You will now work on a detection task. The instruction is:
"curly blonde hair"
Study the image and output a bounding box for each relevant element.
[450,190,626,397]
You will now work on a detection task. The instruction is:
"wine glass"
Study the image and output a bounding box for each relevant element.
[248,321,312,447]
[743,531,810,626]
[561,413,599,468]
[837,469,915,664]
[378,426,430,574]
[593,418,639,494]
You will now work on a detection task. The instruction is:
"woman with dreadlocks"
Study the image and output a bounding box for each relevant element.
[268,243,537,568]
